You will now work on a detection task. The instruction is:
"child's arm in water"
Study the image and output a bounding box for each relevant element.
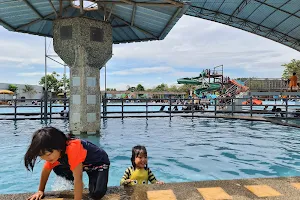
[120,167,132,185]
[148,168,164,185]
[73,163,83,200]
[28,167,51,200]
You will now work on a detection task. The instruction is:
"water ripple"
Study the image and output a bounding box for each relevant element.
[0,117,300,194]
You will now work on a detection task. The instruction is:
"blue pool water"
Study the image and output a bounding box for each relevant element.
[0,117,300,194]
[0,103,181,114]
[0,100,300,114]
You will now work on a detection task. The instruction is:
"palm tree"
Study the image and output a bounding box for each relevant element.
[22,84,37,99]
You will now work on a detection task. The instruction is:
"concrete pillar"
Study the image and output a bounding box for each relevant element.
[53,17,112,134]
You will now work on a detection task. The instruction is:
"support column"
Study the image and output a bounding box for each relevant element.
[53,17,112,134]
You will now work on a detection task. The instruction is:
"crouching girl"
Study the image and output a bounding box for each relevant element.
[24,127,110,200]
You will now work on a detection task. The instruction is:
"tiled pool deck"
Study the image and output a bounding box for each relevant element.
[1,176,300,199]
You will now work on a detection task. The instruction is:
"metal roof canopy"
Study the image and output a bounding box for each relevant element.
[1,1,300,51]
[0,0,188,44]
[185,0,300,52]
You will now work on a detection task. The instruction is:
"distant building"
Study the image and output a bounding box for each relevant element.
[0,83,43,100]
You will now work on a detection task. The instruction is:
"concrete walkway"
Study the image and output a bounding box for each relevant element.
[1,176,300,200]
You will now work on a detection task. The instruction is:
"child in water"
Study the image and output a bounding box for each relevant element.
[24,127,110,200]
[120,145,164,185]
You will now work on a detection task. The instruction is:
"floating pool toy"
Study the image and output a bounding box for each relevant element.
[242,99,263,105]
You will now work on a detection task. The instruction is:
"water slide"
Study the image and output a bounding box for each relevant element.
[230,80,262,105]
[229,79,249,92]
[194,83,221,95]
[177,76,221,96]
[177,78,201,85]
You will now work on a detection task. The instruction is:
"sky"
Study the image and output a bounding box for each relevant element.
[0,15,299,90]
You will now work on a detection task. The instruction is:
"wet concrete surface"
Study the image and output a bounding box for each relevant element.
[1,176,300,199]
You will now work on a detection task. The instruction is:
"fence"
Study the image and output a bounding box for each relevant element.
[1,96,300,121]
[0,98,68,120]
[101,96,300,120]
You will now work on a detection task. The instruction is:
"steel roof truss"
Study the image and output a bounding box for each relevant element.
[22,0,43,18]
[97,5,158,39]
[190,5,299,42]
[253,0,300,20]
[131,4,136,26]
[16,5,72,31]
[188,5,300,51]
[231,0,252,17]
[163,0,184,7]
[117,0,183,7]
[216,0,226,12]
[159,7,182,39]
[244,1,264,21]
[0,18,15,30]
[48,0,58,18]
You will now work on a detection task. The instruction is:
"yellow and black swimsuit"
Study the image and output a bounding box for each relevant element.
[120,166,157,185]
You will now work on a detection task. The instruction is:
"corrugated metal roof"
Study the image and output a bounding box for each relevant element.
[0,0,188,44]
[185,0,300,51]
[1,0,299,51]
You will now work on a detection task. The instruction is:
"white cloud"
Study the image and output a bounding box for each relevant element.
[17,72,64,77]
[110,66,173,75]
[171,71,201,77]
[17,72,45,77]
[48,65,65,69]
[0,39,44,68]
[112,16,299,77]
[1,14,300,89]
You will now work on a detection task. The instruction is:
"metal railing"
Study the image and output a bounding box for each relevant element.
[101,96,300,120]
[1,96,300,121]
[0,98,69,120]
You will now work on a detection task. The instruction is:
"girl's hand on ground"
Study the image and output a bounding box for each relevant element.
[125,179,133,184]
[156,181,164,184]
[27,191,44,200]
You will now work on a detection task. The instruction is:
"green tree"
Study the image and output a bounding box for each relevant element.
[22,85,36,98]
[106,88,117,91]
[282,59,300,79]
[39,71,60,92]
[128,87,136,92]
[8,84,18,93]
[178,84,194,94]
[58,74,70,93]
[168,85,178,92]
[153,83,168,92]
[136,84,145,91]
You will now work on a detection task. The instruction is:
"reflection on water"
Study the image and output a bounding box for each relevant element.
[0,118,300,194]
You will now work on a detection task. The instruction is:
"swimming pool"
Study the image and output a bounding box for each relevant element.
[0,100,299,114]
[0,117,300,194]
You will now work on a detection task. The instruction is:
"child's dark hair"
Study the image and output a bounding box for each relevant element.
[131,145,147,169]
[293,72,296,75]
[24,127,74,171]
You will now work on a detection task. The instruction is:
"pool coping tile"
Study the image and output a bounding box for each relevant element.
[102,194,120,200]
[291,183,300,190]
[147,189,177,200]
[244,185,282,197]
[197,187,233,200]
